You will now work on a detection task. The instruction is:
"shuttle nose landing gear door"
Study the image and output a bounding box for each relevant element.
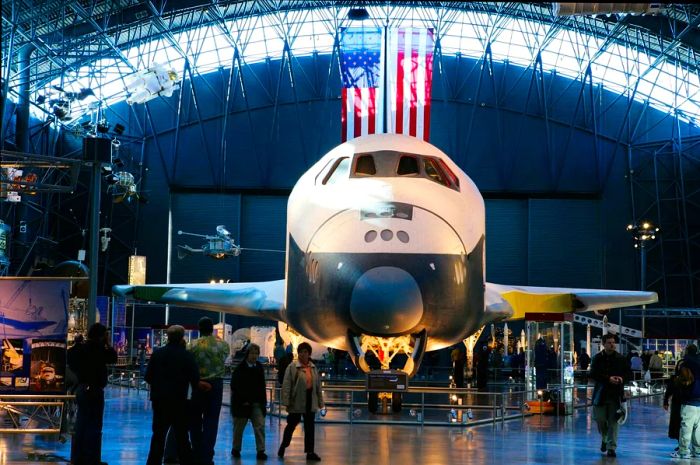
[347,329,427,413]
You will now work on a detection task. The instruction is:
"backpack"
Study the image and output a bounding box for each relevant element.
[676,364,695,388]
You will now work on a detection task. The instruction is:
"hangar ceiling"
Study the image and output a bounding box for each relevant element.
[2,2,700,125]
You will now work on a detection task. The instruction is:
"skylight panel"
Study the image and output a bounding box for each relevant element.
[490,27,533,66]
[441,20,483,57]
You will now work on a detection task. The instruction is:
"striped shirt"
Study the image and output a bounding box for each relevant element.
[189,335,230,380]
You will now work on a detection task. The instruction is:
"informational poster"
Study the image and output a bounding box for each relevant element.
[0,280,69,339]
[0,279,70,393]
[1,338,24,372]
[14,377,29,389]
[134,328,153,356]
[113,327,129,356]
[29,339,66,393]
[96,295,109,325]
[0,375,12,390]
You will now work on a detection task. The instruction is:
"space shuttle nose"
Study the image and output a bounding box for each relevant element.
[350,267,423,335]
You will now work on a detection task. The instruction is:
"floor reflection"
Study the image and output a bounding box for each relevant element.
[1,386,677,465]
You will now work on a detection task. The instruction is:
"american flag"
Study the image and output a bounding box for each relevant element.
[387,28,434,141]
[340,27,384,142]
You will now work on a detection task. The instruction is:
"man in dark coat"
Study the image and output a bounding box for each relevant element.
[476,345,490,391]
[590,333,630,458]
[145,325,202,465]
[674,344,700,459]
[578,348,591,383]
[664,359,684,447]
[534,337,549,389]
[451,345,466,388]
[67,323,117,465]
[230,343,267,460]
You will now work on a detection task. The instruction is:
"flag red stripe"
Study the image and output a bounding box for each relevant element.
[368,88,376,134]
[341,88,348,142]
[396,30,405,134]
[409,31,419,137]
[354,87,362,138]
[423,31,434,141]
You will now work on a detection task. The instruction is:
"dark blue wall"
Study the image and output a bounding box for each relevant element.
[80,53,699,328]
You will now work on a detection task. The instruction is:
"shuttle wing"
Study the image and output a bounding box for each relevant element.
[112,280,287,322]
[484,282,658,322]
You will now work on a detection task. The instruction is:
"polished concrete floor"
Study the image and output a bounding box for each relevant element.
[0,386,686,464]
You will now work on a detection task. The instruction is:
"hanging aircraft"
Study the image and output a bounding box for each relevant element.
[114,134,657,408]
[176,226,285,260]
[105,171,148,204]
[0,314,56,333]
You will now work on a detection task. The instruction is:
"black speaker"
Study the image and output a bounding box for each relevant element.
[82,137,112,163]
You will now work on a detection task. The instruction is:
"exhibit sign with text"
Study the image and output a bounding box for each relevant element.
[0,279,69,392]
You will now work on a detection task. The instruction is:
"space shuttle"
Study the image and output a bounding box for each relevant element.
[114,134,656,376]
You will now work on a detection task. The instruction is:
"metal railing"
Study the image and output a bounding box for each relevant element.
[0,394,75,434]
[106,369,667,428]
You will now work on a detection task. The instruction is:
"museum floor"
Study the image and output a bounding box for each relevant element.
[1,386,685,465]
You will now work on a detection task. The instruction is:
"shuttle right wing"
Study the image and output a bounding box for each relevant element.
[484,282,657,323]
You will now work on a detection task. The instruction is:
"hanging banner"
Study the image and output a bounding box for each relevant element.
[340,27,385,141]
[387,28,435,141]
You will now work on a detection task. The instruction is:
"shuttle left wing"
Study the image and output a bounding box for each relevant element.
[113,280,287,322]
[484,282,657,322]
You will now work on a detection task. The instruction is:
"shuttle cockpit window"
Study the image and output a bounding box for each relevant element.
[438,159,460,188]
[354,155,377,176]
[323,157,350,185]
[397,155,419,176]
[424,157,450,187]
[346,151,460,192]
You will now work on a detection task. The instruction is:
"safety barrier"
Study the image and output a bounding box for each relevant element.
[0,394,74,434]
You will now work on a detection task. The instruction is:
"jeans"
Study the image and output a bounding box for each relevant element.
[679,404,700,456]
[71,385,105,465]
[147,401,194,465]
[281,389,316,453]
[232,403,266,452]
[594,400,620,451]
[190,378,224,464]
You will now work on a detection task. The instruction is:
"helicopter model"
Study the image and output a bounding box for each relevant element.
[177,225,283,260]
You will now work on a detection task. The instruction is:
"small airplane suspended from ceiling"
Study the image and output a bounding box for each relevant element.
[177,226,284,260]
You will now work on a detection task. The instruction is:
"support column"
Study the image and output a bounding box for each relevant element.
[586,324,591,356]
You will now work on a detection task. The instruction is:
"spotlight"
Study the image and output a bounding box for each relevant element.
[347,8,369,20]
[96,120,110,133]
[51,100,71,121]
[113,123,125,135]
[77,88,95,101]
